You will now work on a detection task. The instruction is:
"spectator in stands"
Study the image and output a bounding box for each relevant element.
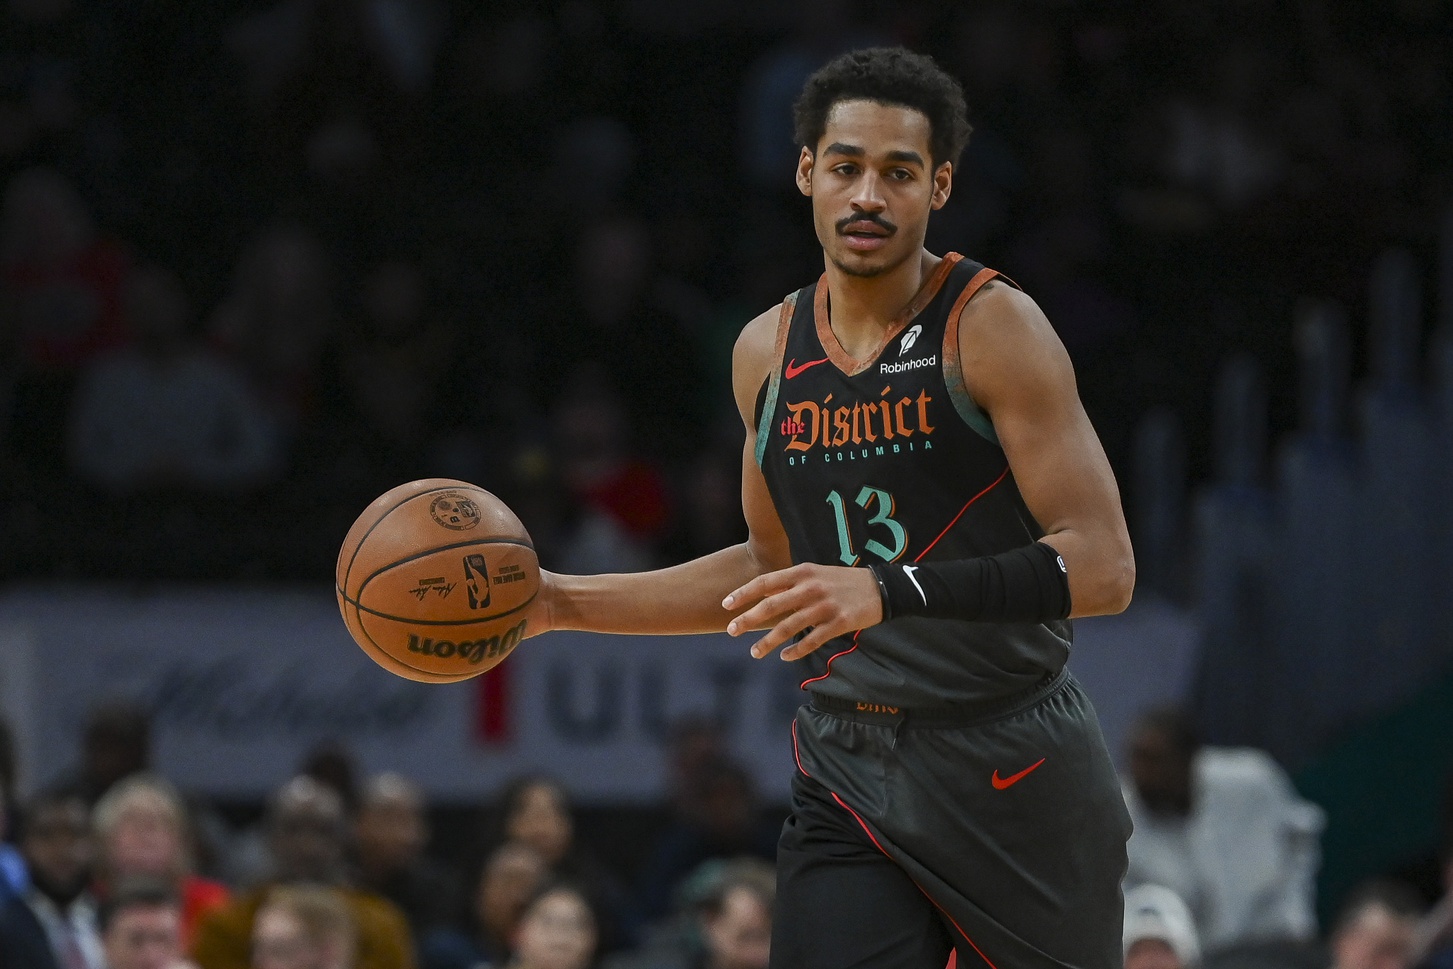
[1326,880,1421,969]
[0,165,129,368]
[66,263,282,494]
[299,743,362,819]
[351,773,454,941]
[92,774,229,948]
[251,885,358,969]
[98,877,196,969]
[492,775,636,953]
[226,743,363,891]
[0,717,26,899]
[191,776,412,969]
[0,788,103,969]
[635,760,777,922]
[661,719,726,827]
[0,785,24,902]
[1121,707,1324,954]
[0,165,129,506]
[1123,884,1200,969]
[694,860,773,969]
[505,883,598,969]
[548,376,664,574]
[321,258,452,486]
[1413,820,1453,969]
[605,858,773,969]
[206,222,334,444]
[420,840,548,969]
[56,701,152,807]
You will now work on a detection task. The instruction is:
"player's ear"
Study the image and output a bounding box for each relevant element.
[930,161,952,210]
[796,147,815,196]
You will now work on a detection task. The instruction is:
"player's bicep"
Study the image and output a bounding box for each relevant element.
[732,305,794,574]
[961,287,1126,538]
[741,432,793,573]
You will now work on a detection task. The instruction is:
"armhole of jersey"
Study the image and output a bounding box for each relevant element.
[942,267,1006,446]
[753,291,799,467]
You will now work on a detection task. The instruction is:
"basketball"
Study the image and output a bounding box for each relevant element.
[336,478,540,683]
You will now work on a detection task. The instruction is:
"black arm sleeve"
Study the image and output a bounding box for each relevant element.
[869,542,1071,624]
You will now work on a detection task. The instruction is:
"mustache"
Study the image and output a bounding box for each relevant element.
[836,213,897,235]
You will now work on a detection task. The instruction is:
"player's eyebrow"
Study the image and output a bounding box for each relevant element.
[884,149,925,167]
[821,143,925,168]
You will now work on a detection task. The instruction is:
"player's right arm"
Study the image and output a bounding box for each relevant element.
[523,305,795,638]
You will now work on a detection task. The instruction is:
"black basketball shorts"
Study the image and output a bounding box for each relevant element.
[771,670,1133,969]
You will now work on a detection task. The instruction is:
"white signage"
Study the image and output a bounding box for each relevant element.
[0,588,1199,802]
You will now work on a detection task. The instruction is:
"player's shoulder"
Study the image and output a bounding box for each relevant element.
[954,275,1065,365]
[732,302,784,378]
[957,277,1048,331]
[730,302,785,425]
[735,302,783,350]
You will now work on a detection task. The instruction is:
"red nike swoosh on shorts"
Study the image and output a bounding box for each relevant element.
[991,757,1046,790]
[784,356,830,379]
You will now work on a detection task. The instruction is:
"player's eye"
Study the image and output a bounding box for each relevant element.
[831,164,859,176]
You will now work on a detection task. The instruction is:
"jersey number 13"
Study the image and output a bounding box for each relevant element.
[826,486,907,566]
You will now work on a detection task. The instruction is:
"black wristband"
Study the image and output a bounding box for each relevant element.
[870,564,894,621]
[870,543,1071,624]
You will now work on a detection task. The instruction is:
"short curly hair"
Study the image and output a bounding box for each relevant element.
[793,47,972,168]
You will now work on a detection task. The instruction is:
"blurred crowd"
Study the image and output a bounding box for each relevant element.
[1,0,1449,582]
[3,703,1453,969]
[0,705,782,969]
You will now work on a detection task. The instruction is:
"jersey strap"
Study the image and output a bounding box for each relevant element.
[942,267,1017,444]
[753,290,799,467]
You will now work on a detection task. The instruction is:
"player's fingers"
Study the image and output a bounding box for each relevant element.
[722,566,800,614]
[778,620,850,662]
[727,580,812,637]
[747,605,825,659]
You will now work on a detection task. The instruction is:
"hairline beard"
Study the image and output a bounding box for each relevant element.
[828,243,918,279]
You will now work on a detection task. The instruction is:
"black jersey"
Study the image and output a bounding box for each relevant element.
[754,253,1071,707]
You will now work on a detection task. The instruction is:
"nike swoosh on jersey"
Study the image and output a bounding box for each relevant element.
[784,357,830,379]
[991,757,1046,790]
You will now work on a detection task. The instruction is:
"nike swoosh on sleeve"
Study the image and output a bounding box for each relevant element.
[902,565,927,605]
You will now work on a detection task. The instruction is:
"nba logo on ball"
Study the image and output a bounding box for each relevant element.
[336,479,539,683]
[463,554,491,609]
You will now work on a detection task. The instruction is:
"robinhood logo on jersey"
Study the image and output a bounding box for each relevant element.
[880,325,937,375]
[779,385,935,464]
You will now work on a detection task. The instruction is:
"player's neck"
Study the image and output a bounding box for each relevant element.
[822,249,941,359]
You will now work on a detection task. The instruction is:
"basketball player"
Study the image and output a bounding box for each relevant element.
[525,47,1134,968]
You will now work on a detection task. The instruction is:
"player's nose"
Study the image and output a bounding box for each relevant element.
[850,171,887,211]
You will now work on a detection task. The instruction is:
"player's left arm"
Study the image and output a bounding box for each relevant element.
[959,281,1135,617]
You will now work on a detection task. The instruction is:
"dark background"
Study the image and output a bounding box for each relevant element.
[4,0,1449,584]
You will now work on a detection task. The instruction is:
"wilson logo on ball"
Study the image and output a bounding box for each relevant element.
[429,493,482,530]
[406,619,526,665]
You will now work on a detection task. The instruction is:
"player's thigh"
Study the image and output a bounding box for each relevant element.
[772,775,952,969]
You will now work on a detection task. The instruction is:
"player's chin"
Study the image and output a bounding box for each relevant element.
[832,241,909,278]
[831,250,892,279]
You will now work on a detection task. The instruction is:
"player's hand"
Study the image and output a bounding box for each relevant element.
[722,563,883,661]
[522,569,558,640]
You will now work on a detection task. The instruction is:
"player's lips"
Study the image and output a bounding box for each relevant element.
[842,231,889,252]
[838,218,893,252]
